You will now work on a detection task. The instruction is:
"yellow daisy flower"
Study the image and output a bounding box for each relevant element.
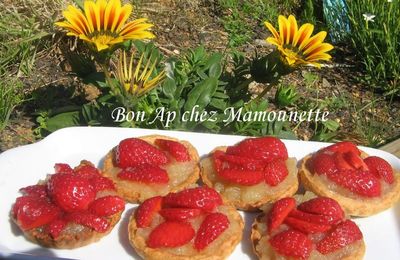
[115,51,165,96]
[55,0,155,52]
[264,15,334,67]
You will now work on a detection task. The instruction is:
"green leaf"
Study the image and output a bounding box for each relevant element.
[210,98,227,110]
[184,77,218,111]
[162,78,177,99]
[45,111,81,132]
[209,63,222,78]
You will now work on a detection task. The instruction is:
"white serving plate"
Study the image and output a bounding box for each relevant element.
[0,127,399,260]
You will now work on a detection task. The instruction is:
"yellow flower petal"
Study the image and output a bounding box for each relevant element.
[287,15,298,44]
[301,31,327,53]
[264,21,280,41]
[293,23,313,48]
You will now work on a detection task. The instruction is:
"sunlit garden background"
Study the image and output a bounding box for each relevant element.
[0,0,399,152]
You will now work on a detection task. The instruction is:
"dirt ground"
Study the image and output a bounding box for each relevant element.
[1,0,399,152]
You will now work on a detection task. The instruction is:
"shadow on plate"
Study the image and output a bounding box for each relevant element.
[240,212,259,260]
[118,207,141,259]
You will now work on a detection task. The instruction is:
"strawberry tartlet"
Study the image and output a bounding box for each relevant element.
[299,141,400,216]
[102,135,200,203]
[251,194,365,260]
[11,161,125,248]
[200,136,298,210]
[128,186,244,260]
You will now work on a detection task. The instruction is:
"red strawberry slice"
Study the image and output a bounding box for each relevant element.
[74,164,100,176]
[163,187,222,211]
[13,196,61,230]
[311,152,337,175]
[54,163,73,174]
[322,141,361,155]
[217,168,264,186]
[284,217,331,234]
[47,173,96,212]
[116,138,168,168]
[147,221,195,248]
[46,218,67,238]
[135,196,163,228]
[317,220,363,254]
[267,197,296,233]
[159,208,202,221]
[226,137,288,163]
[89,196,125,217]
[194,212,230,250]
[364,156,394,184]
[334,152,353,170]
[269,229,313,259]
[289,209,343,225]
[214,150,265,171]
[118,164,169,184]
[263,159,289,186]
[298,197,344,220]
[19,185,47,198]
[91,175,116,192]
[66,212,109,232]
[327,169,381,197]
[343,152,368,170]
[155,139,190,162]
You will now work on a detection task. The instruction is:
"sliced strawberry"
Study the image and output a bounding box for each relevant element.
[311,152,337,175]
[46,218,67,239]
[217,168,264,186]
[267,197,296,233]
[74,163,100,176]
[263,159,288,186]
[91,175,116,192]
[317,220,363,254]
[284,217,331,234]
[289,209,343,225]
[118,164,169,184]
[364,156,395,184]
[147,221,195,248]
[327,169,381,197]
[159,208,202,221]
[322,141,361,155]
[155,139,190,162]
[89,196,125,217]
[135,196,163,228]
[13,197,61,230]
[66,212,109,232]
[54,163,73,174]
[163,187,222,211]
[269,229,313,259]
[343,152,368,170]
[214,150,265,171]
[334,152,353,170]
[194,212,230,250]
[47,173,96,212]
[19,185,47,198]
[226,137,288,163]
[116,138,168,168]
[298,197,344,220]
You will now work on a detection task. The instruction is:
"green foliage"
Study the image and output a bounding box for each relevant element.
[0,77,24,130]
[311,119,340,142]
[275,84,299,108]
[346,0,400,96]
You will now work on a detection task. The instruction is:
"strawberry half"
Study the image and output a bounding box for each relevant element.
[267,197,296,233]
[317,220,363,254]
[19,185,47,198]
[289,209,343,225]
[321,141,361,155]
[159,208,202,221]
[89,196,125,217]
[46,218,67,239]
[298,197,344,220]
[311,152,337,175]
[155,139,190,162]
[284,217,331,234]
[364,156,395,184]
[217,168,264,186]
[65,212,109,232]
[47,173,96,212]
[147,221,195,248]
[226,136,288,163]
[54,163,73,174]
[343,152,368,170]
[327,169,381,197]
[269,229,313,259]
[135,196,163,228]
[116,138,168,168]
[118,164,169,184]
[263,159,289,186]
[194,212,230,250]
[333,152,353,171]
[213,150,265,171]
[163,187,222,211]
